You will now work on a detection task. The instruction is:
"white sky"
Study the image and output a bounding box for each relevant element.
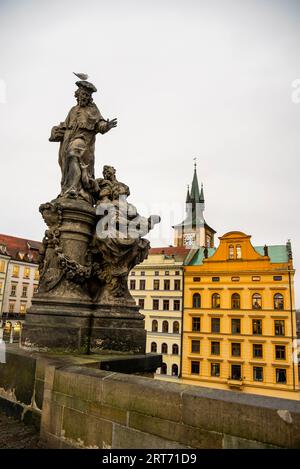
[0,0,299,305]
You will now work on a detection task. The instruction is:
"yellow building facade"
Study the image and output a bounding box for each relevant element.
[182,231,299,400]
[0,250,9,318]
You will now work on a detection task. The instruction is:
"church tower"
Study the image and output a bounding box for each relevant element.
[173,162,216,248]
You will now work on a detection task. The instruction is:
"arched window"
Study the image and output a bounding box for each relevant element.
[236,245,242,259]
[162,320,169,333]
[231,293,240,309]
[172,364,179,376]
[274,293,284,310]
[212,293,220,309]
[152,320,158,332]
[161,343,168,354]
[161,363,167,375]
[173,321,180,334]
[151,342,157,353]
[193,293,201,308]
[172,344,179,355]
[229,245,234,259]
[252,293,262,309]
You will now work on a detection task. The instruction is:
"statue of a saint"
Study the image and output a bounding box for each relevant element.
[49,80,117,201]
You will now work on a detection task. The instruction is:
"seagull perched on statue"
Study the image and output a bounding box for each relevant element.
[73,72,89,80]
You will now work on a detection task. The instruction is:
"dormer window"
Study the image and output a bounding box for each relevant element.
[236,245,242,259]
[229,245,234,259]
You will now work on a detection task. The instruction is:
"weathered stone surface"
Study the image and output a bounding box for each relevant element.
[222,434,280,449]
[181,386,300,448]
[112,423,188,449]
[129,412,223,449]
[101,373,188,422]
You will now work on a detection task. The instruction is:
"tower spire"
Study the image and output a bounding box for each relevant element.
[190,158,200,203]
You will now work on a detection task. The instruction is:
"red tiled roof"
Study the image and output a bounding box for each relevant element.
[0,234,42,264]
[149,246,189,256]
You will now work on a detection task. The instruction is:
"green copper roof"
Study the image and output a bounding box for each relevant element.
[187,245,289,266]
[190,168,200,203]
[254,245,289,263]
[187,247,216,265]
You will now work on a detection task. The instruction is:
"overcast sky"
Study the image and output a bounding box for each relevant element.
[0,0,299,305]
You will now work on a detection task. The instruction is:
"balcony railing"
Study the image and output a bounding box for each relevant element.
[2,312,26,321]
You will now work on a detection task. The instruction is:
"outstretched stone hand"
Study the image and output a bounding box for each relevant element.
[107,118,117,130]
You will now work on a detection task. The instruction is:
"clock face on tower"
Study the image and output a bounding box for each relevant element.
[183,233,196,248]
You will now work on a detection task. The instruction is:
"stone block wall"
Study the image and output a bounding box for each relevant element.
[41,365,300,449]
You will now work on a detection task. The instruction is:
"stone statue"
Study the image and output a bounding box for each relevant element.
[90,166,160,304]
[22,76,160,354]
[49,80,117,201]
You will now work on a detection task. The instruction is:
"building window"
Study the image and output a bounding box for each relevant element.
[172,344,179,355]
[130,280,136,290]
[211,293,220,309]
[131,271,136,276]
[252,276,261,282]
[191,361,200,375]
[152,320,158,332]
[275,345,286,360]
[211,363,220,377]
[0,261,5,273]
[162,321,169,333]
[174,279,181,291]
[153,299,159,310]
[212,277,220,282]
[229,245,234,259]
[273,276,282,281]
[163,300,169,311]
[191,340,200,353]
[12,265,20,277]
[34,270,39,281]
[9,303,15,313]
[165,271,169,276]
[173,321,180,334]
[153,279,160,290]
[211,317,220,333]
[192,317,201,332]
[10,284,17,297]
[3,322,12,342]
[24,267,30,279]
[161,363,167,375]
[192,293,201,308]
[172,364,179,376]
[231,276,240,282]
[274,293,284,310]
[231,293,240,309]
[193,277,200,282]
[231,318,241,334]
[252,293,262,309]
[138,299,144,309]
[231,342,241,357]
[22,285,28,298]
[151,342,157,353]
[161,343,168,354]
[139,280,146,290]
[252,319,262,335]
[211,341,220,355]
[155,271,159,276]
[236,245,242,259]
[140,271,145,276]
[175,271,180,275]
[276,368,287,384]
[20,304,26,315]
[253,366,263,382]
[253,344,263,358]
[174,300,180,311]
[164,279,170,291]
[33,285,38,294]
[231,364,242,380]
[274,320,285,336]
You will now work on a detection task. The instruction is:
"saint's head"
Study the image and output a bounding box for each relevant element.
[74,80,97,107]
